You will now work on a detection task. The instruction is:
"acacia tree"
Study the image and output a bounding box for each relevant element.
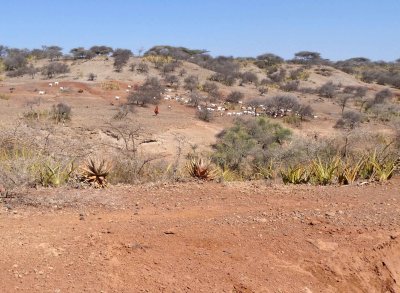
[43,46,63,61]
[70,47,96,59]
[294,51,321,64]
[338,94,353,115]
[89,45,113,56]
[255,53,284,68]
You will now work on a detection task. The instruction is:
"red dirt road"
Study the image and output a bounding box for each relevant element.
[1,179,400,292]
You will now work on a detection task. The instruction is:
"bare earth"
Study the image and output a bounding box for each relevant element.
[1,178,399,293]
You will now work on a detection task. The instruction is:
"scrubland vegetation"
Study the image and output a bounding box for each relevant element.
[0,44,399,194]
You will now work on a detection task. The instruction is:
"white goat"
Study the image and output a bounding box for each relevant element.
[48,83,53,87]
[54,81,59,85]
[115,96,120,100]
[38,91,45,95]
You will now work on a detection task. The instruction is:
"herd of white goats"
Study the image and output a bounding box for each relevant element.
[35,83,297,118]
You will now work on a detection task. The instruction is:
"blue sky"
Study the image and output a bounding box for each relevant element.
[0,0,399,61]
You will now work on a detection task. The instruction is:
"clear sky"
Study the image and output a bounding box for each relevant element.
[0,0,399,61]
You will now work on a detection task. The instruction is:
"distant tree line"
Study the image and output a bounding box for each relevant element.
[1,43,399,88]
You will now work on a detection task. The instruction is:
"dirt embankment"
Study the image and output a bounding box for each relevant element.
[0,178,399,292]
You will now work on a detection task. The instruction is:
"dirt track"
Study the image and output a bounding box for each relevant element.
[1,178,399,292]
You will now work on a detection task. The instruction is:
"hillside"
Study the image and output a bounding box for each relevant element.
[0,49,400,292]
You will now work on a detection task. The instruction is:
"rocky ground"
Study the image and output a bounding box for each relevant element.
[0,177,399,292]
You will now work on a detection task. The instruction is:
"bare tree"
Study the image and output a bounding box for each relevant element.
[338,94,352,115]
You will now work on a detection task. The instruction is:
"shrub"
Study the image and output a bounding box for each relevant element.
[280,80,299,92]
[226,91,244,103]
[374,88,393,104]
[289,67,309,80]
[334,111,361,130]
[202,81,220,97]
[127,77,164,106]
[318,81,339,99]
[184,75,199,92]
[268,69,286,83]
[165,74,179,87]
[87,73,97,81]
[258,86,268,95]
[212,118,291,177]
[51,103,71,123]
[240,71,258,85]
[136,62,149,74]
[197,107,213,122]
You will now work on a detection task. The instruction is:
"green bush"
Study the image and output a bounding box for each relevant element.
[212,117,291,178]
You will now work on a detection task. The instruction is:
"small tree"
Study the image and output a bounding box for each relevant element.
[338,94,352,115]
[112,48,133,72]
[41,62,70,78]
[26,64,38,79]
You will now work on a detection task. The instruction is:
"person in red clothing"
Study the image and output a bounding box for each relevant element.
[154,105,159,116]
